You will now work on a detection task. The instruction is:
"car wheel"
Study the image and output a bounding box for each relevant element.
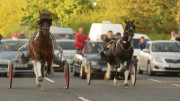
[147,63,155,76]
[137,65,143,74]
[80,64,86,79]
[72,64,78,76]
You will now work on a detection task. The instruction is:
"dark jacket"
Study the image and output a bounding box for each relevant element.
[139,42,147,50]
[103,37,116,51]
[19,34,26,39]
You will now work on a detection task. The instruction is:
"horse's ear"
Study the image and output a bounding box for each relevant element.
[39,10,42,16]
[132,19,134,23]
[124,20,127,24]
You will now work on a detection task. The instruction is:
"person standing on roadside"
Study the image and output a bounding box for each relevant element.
[75,27,90,52]
[170,30,177,41]
[19,30,26,39]
[10,32,19,40]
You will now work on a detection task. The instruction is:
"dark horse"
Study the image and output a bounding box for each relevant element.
[29,11,53,86]
[105,20,135,88]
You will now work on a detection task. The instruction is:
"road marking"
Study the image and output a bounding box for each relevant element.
[171,84,180,87]
[45,77,55,83]
[148,79,163,83]
[78,96,90,101]
[148,79,180,87]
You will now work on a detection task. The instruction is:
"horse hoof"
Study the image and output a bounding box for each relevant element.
[38,77,43,81]
[104,77,109,81]
[36,83,41,87]
[123,84,129,88]
[114,83,117,86]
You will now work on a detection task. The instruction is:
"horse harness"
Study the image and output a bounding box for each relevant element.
[116,39,132,52]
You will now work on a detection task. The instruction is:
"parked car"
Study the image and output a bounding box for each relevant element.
[56,40,76,70]
[137,41,180,76]
[50,26,74,39]
[72,41,117,79]
[0,39,33,76]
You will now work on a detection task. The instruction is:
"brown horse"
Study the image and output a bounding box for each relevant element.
[29,11,53,86]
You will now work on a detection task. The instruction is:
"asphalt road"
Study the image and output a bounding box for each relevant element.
[0,72,180,101]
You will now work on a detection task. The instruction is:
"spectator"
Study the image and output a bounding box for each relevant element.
[175,33,180,42]
[170,30,176,41]
[75,27,90,51]
[19,31,26,39]
[139,36,146,50]
[115,32,121,39]
[10,32,19,40]
[73,30,77,36]
[3,35,8,40]
[63,34,70,40]
[0,34,2,40]
[103,30,115,51]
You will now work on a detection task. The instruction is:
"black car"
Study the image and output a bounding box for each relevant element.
[0,39,33,76]
[72,41,117,79]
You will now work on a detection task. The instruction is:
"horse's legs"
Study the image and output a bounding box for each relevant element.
[123,60,131,88]
[104,63,111,80]
[36,61,43,81]
[46,59,53,76]
[114,68,118,86]
[32,60,40,86]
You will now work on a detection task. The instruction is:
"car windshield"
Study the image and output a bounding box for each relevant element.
[132,39,149,49]
[54,41,76,50]
[0,41,29,51]
[52,34,74,40]
[152,42,180,52]
[84,42,103,54]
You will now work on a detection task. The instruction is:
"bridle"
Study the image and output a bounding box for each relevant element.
[116,26,135,52]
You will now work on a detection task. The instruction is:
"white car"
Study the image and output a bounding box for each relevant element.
[56,40,76,68]
[50,26,74,39]
[137,41,180,76]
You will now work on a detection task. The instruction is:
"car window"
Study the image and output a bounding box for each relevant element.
[84,42,103,54]
[132,39,149,49]
[54,41,75,50]
[152,42,180,52]
[0,41,29,51]
[52,34,74,40]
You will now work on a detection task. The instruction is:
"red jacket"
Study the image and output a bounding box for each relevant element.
[75,32,90,50]
[10,35,19,40]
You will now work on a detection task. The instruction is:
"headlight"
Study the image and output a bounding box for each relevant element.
[152,57,164,63]
[91,61,99,66]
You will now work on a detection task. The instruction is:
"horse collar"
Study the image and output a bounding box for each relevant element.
[117,39,132,52]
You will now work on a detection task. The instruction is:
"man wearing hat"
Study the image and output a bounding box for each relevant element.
[115,32,121,39]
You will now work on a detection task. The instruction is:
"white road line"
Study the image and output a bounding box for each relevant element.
[148,79,163,83]
[148,79,180,87]
[78,96,90,101]
[171,84,180,87]
[45,77,55,83]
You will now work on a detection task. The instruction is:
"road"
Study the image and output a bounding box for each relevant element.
[0,72,180,101]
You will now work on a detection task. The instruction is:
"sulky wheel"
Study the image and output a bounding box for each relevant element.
[86,63,91,85]
[65,64,70,89]
[131,63,136,86]
[9,63,13,88]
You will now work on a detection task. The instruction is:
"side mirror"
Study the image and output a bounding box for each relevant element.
[143,49,150,53]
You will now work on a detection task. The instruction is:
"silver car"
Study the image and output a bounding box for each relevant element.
[137,41,180,76]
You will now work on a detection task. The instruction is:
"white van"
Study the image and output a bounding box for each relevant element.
[89,21,124,41]
[50,26,74,39]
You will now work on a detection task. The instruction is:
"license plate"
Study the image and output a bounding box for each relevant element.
[14,64,28,68]
[169,64,180,68]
